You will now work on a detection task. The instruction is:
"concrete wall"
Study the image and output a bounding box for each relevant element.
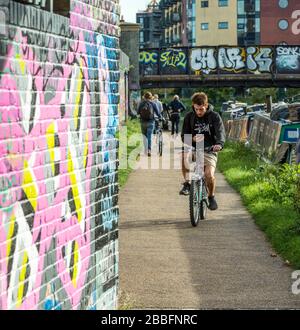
[196,0,237,46]
[0,0,120,310]
[119,22,140,90]
[119,51,129,123]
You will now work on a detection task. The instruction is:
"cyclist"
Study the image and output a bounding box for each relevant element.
[180,92,226,211]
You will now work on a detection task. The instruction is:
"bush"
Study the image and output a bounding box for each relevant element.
[252,163,300,213]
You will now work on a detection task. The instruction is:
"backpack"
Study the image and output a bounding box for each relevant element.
[139,101,154,121]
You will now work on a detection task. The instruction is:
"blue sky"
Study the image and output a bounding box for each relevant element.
[119,0,150,23]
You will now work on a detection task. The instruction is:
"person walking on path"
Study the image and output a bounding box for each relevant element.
[180,92,226,211]
[168,95,186,137]
[137,92,162,157]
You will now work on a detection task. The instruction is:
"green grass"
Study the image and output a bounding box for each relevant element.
[218,142,300,269]
[117,119,141,188]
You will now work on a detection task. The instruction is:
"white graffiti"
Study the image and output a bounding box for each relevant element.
[247,47,273,73]
[277,46,300,56]
[276,46,300,72]
[292,10,300,35]
[190,48,217,73]
[218,48,245,71]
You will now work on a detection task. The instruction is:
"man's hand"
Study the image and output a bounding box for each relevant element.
[193,135,204,143]
[212,145,223,152]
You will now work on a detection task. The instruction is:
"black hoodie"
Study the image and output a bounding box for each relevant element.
[181,104,226,149]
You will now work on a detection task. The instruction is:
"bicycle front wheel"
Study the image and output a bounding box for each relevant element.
[190,180,201,227]
[190,179,207,227]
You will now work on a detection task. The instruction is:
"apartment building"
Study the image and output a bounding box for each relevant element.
[159,0,189,47]
[136,0,163,48]
[195,0,238,46]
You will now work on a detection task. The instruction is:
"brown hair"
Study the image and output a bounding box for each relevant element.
[144,92,153,100]
[191,92,208,106]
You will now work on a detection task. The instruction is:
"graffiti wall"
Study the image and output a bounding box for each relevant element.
[0,0,120,310]
[139,46,300,76]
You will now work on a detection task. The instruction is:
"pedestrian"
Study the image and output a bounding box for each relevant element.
[168,95,186,137]
[137,92,162,157]
[153,94,163,117]
[152,94,164,133]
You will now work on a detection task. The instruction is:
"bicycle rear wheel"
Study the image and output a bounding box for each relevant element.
[200,179,208,220]
[158,131,163,157]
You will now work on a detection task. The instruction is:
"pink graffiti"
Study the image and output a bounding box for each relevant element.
[0,24,93,310]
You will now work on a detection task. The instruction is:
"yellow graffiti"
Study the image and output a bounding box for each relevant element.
[67,151,82,222]
[46,122,56,175]
[160,50,186,69]
[6,214,16,261]
[72,241,79,288]
[16,252,28,307]
[139,51,158,64]
[83,131,89,169]
[15,54,26,75]
[22,160,38,212]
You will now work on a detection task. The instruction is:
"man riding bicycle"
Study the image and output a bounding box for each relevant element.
[180,92,226,211]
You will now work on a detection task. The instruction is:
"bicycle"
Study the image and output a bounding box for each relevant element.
[189,145,214,227]
[155,119,164,157]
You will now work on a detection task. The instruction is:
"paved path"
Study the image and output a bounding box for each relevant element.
[119,136,300,309]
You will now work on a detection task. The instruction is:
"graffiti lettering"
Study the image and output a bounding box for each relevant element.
[292,10,300,35]
[140,46,300,76]
[139,51,158,64]
[247,47,273,73]
[277,46,300,73]
[160,50,186,69]
[219,47,245,72]
[190,48,217,74]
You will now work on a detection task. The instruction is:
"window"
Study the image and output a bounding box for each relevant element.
[201,1,209,8]
[278,0,289,9]
[218,0,228,7]
[238,0,245,14]
[201,23,209,30]
[219,22,229,29]
[278,19,289,30]
[139,32,144,43]
[238,23,245,30]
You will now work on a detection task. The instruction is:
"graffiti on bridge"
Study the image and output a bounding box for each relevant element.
[139,49,187,75]
[276,46,300,74]
[139,51,158,76]
[160,49,187,75]
[139,46,300,76]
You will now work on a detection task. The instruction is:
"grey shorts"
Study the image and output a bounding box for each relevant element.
[182,147,218,169]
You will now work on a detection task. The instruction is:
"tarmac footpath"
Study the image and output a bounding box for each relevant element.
[118,136,300,309]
